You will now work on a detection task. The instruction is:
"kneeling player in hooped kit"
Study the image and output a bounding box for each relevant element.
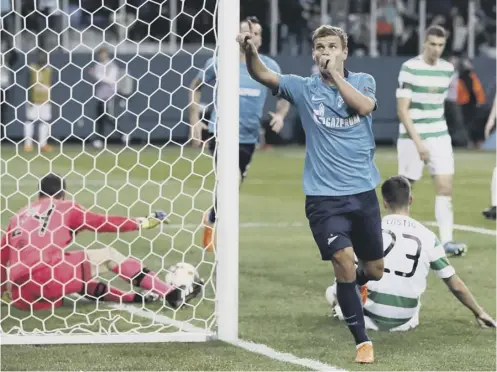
[0,174,203,311]
[327,176,495,332]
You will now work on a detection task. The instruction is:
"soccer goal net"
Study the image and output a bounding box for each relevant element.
[0,0,240,344]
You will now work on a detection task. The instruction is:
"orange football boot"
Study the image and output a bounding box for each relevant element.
[355,342,374,364]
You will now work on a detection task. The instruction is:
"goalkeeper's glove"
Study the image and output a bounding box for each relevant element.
[136,211,169,230]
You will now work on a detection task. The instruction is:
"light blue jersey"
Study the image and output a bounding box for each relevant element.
[277,70,380,196]
[197,55,281,144]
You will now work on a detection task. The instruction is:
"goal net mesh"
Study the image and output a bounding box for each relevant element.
[1,0,219,342]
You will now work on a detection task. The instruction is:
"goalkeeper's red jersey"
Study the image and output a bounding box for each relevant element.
[0,198,139,288]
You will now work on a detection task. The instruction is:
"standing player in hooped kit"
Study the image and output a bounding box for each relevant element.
[189,16,291,252]
[237,23,384,364]
[396,25,467,255]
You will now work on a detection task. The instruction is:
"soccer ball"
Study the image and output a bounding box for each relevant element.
[166,262,199,289]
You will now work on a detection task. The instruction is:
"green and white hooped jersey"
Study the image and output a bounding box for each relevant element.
[365,214,455,330]
[396,55,455,140]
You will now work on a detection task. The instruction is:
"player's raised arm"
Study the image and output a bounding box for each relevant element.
[324,62,376,116]
[237,21,280,92]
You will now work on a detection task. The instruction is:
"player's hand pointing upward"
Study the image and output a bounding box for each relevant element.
[236,20,257,54]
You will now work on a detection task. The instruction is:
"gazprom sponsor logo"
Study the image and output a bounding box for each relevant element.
[316,114,361,128]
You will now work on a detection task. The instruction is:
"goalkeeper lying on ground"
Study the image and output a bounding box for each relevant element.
[326,176,495,331]
[0,174,202,311]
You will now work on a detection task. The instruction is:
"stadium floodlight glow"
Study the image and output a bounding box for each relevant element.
[0,0,240,345]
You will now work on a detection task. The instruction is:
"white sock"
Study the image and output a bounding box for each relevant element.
[492,167,496,207]
[24,122,34,146]
[435,195,453,244]
[39,122,49,147]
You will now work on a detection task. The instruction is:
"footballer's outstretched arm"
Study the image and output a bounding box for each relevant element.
[237,22,280,92]
[443,274,496,327]
[69,206,140,233]
[68,205,167,233]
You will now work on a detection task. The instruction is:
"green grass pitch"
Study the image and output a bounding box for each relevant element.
[1,144,495,371]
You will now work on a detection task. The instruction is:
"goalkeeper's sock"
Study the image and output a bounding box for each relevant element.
[24,121,34,147]
[435,195,453,244]
[112,258,173,296]
[336,281,370,345]
[84,281,136,302]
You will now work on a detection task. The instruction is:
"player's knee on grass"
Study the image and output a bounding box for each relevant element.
[434,174,453,196]
[363,259,384,281]
[331,247,357,282]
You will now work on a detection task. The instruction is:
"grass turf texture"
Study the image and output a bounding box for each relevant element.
[1,144,495,371]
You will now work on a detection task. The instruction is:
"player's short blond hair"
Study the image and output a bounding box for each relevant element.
[312,25,348,49]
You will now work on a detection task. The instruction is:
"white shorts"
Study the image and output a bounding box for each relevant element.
[397,135,454,181]
[26,103,52,122]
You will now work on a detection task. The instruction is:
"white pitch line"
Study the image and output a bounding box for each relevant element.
[423,222,496,236]
[109,303,344,372]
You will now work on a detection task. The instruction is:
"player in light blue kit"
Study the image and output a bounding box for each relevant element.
[189,16,290,251]
[237,24,384,363]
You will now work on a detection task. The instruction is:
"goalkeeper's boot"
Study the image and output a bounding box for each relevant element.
[483,206,496,220]
[41,144,53,152]
[24,144,33,152]
[165,278,204,310]
[355,342,374,364]
[444,241,468,256]
[202,213,215,252]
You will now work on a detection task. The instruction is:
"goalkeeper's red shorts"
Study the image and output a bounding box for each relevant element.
[10,250,92,311]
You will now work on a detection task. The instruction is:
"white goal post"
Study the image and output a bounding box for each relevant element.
[0,0,239,344]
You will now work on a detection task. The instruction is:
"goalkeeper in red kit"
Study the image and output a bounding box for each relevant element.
[0,174,202,311]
